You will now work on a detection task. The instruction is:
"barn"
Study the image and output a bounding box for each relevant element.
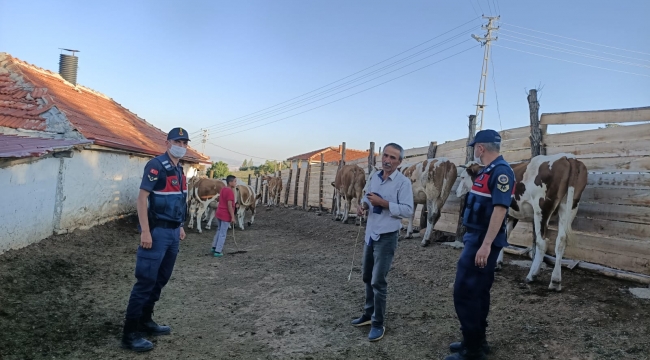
[0,52,210,253]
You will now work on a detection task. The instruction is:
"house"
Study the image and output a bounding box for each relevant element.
[286,145,376,168]
[0,52,210,253]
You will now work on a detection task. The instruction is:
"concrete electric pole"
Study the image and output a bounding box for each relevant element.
[201,129,209,154]
[472,15,500,132]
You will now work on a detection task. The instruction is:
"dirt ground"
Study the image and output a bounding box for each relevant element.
[1,207,649,360]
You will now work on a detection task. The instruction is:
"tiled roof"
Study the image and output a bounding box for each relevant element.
[0,53,210,164]
[287,146,373,163]
[0,134,91,158]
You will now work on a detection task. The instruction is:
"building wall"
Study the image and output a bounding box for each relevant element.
[0,157,60,253]
[56,151,150,233]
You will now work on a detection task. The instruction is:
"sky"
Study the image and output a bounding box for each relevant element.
[1,0,649,166]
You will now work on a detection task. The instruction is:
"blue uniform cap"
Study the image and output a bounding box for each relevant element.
[468,129,501,147]
[167,127,190,141]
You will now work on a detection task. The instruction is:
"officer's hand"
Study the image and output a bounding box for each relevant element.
[475,244,491,268]
[140,231,153,249]
[179,227,186,241]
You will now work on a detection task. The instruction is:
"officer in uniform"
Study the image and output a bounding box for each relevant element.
[121,127,189,352]
[445,129,515,360]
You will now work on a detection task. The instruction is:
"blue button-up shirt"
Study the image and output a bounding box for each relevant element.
[361,169,414,245]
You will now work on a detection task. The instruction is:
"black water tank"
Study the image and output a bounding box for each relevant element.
[59,54,79,85]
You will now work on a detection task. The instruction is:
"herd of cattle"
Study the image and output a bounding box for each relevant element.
[185,152,588,292]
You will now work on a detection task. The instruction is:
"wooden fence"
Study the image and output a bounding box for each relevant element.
[248,105,650,277]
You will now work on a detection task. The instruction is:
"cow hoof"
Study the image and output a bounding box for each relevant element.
[405,234,413,239]
[420,240,430,247]
[525,276,536,284]
[549,281,562,292]
[247,221,252,226]
[495,262,503,272]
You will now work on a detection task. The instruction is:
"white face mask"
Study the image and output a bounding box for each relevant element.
[169,144,186,159]
[474,149,483,165]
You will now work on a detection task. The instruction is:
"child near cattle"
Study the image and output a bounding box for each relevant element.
[211,175,237,257]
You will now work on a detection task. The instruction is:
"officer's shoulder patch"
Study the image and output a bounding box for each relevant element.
[497,183,510,192]
[148,174,158,182]
[497,174,509,184]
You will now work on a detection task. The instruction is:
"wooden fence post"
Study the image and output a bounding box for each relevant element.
[284,169,293,205]
[368,142,375,174]
[294,160,301,206]
[319,153,325,211]
[332,142,346,214]
[420,141,439,231]
[454,115,476,246]
[303,163,311,209]
[528,89,544,157]
[248,174,251,185]
[208,170,214,178]
[255,176,259,195]
[277,170,282,204]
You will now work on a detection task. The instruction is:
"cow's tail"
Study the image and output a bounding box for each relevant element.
[562,158,581,246]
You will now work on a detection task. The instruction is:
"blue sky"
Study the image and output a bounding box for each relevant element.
[1,0,648,166]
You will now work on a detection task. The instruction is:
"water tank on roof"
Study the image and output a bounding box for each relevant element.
[58,49,79,85]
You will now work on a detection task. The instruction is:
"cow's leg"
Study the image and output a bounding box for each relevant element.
[248,206,255,226]
[496,217,518,271]
[188,200,196,229]
[237,207,245,230]
[405,204,417,239]
[342,197,352,224]
[204,207,214,230]
[421,201,441,247]
[333,191,340,221]
[526,207,547,283]
[549,197,575,292]
[195,202,207,233]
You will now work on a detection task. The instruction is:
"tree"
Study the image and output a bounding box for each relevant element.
[240,159,249,171]
[208,161,229,179]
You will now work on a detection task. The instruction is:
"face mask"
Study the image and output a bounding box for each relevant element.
[474,149,483,165]
[169,144,186,159]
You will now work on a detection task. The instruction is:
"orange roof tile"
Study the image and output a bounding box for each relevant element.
[0,53,209,164]
[287,146,373,163]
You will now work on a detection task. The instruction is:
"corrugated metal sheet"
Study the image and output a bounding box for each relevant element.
[0,134,91,158]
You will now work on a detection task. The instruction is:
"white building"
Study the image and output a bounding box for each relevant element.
[0,52,211,254]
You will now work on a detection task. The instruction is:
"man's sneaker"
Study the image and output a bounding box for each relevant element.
[350,315,371,327]
[211,247,215,254]
[213,252,223,257]
[368,326,385,342]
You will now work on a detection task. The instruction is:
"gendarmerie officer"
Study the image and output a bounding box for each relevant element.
[121,127,189,352]
[445,129,515,360]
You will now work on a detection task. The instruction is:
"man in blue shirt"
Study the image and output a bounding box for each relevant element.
[445,129,515,360]
[121,127,189,352]
[350,143,414,342]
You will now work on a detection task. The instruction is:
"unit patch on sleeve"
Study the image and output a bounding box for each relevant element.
[497,174,508,184]
[148,175,158,182]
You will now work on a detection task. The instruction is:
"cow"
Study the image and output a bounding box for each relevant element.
[262,175,283,206]
[234,184,262,230]
[331,164,366,225]
[363,157,458,247]
[187,178,226,233]
[456,153,588,291]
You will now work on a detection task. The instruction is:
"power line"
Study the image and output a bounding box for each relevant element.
[485,0,493,15]
[208,28,479,134]
[500,28,650,63]
[208,141,280,162]
[494,44,650,78]
[214,39,474,134]
[213,44,480,139]
[474,0,484,14]
[499,36,650,69]
[188,16,482,136]
[468,0,479,17]
[500,21,650,57]
[489,47,502,131]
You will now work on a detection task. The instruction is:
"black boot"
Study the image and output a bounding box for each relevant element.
[121,318,153,352]
[449,339,490,354]
[139,306,171,335]
[444,347,486,360]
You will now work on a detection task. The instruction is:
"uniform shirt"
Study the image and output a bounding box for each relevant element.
[463,155,514,248]
[361,169,414,245]
[216,187,235,222]
[139,152,187,223]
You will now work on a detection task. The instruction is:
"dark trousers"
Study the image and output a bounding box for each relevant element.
[125,226,180,320]
[453,233,502,349]
[362,230,399,328]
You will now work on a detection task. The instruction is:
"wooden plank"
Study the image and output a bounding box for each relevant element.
[501,136,531,151]
[571,217,650,240]
[546,139,650,159]
[436,138,467,154]
[581,187,650,206]
[543,123,650,147]
[587,173,650,189]
[578,203,650,225]
[499,125,531,140]
[404,146,429,158]
[501,148,531,163]
[579,156,650,172]
[540,106,650,125]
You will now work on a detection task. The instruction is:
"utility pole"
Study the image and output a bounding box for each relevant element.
[201,129,209,153]
[472,15,499,132]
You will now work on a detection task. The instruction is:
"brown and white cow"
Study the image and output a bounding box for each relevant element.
[363,157,458,247]
[456,153,588,291]
[234,184,262,230]
[188,178,226,233]
[331,164,366,225]
[262,176,283,206]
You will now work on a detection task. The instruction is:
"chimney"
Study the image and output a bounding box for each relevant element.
[58,49,80,85]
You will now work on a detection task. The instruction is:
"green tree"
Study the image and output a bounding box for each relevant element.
[240,159,249,171]
[208,161,230,179]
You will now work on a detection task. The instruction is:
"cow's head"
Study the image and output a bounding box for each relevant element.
[456,161,484,198]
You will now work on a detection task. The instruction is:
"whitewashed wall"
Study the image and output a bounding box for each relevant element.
[56,151,150,233]
[0,158,60,253]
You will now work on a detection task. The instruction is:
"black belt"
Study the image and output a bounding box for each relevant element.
[151,219,181,229]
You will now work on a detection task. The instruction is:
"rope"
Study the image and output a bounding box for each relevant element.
[347,222,364,281]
